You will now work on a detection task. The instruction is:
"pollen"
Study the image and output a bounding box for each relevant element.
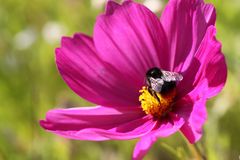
[139,86,176,118]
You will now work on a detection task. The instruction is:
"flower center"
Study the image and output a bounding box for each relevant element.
[139,86,176,118]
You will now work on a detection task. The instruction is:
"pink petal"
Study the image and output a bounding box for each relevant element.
[177,26,227,100]
[56,33,142,107]
[132,112,185,160]
[133,135,157,160]
[161,0,216,71]
[153,112,185,137]
[94,1,170,93]
[40,106,158,140]
[105,1,120,15]
[173,96,207,143]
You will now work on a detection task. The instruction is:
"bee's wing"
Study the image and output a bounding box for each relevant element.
[161,70,183,82]
[150,77,164,92]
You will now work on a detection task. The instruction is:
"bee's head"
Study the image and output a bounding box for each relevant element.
[146,67,162,79]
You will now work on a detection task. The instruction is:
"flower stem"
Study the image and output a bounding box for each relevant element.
[193,143,207,160]
[181,134,207,160]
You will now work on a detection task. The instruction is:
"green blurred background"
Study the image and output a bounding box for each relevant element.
[0,0,240,159]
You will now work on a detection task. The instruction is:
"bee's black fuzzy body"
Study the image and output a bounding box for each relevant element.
[146,67,182,95]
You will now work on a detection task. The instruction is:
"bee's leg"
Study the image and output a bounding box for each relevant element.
[153,92,160,103]
[148,87,155,97]
[148,87,160,103]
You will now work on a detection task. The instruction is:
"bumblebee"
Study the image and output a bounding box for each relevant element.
[146,67,183,95]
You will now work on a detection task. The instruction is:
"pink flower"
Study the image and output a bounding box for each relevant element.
[40,0,227,159]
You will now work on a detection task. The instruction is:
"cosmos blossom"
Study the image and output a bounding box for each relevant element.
[40,0,227,159]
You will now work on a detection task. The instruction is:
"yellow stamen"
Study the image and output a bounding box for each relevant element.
[139,86,176,118]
